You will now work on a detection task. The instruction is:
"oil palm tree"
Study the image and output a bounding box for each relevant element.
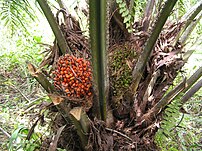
[12,0,202,150]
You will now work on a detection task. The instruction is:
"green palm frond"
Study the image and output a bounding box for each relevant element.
[116,0,147,33]
[155,99,182,150]
[0,0,36,32]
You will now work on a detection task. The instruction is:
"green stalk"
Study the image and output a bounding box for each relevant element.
[181,78,202,104]
[173,1,202,46]
[36,0,70,54]
[69,107,90,150]
[131,0,178,94]
[56,0,67,9]
[27,63,55,93]
[182,66,202,93]
[89,1,108,121]
[181,1,202,30]
[27,63,72,123]
[142,0,155,31]
[180,11,202,44]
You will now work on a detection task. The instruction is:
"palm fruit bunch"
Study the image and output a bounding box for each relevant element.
[109,46,136,96]
[52,54,92,99]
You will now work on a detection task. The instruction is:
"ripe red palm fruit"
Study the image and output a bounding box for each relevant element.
[52,54,92,99]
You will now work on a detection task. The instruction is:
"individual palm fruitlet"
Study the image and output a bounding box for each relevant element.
[52,54,92,99]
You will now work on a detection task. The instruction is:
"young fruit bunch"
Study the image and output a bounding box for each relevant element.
[52,54,92,99]
[110,48,135,96]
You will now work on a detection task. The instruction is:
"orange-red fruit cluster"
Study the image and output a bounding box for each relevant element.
[52,54,92,98]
